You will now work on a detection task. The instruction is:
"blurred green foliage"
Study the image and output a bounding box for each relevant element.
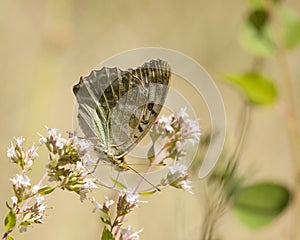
[233,182,291,229]
[240,0,300,56]
[224,72,277,105]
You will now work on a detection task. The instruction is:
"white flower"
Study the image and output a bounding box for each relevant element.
[45,127,67,149]
[179,117,201,145]
[75,161,84,171]
[120,225,143,240]
[123,191,140,205]
[24,144,38,169]
[158,115,174,133]
[91,196,114,212]
[169,162,188,175]
[104,196,115,208]
[38,133,47,145]
[83,178,98,190]
[166,162,193,192]
[11,196,18,204]
[76,161,98,194]
[76,158,96,180]
[181,119,199,135]
[15,136,25,146]
[56,136,67,149]
[35,195,45,205]
[181,180,192,192]
[10,174,31,187]
[126,193,139,205]
[158,116,168,124]
[32,185,40,194]
[38,204,47,212]
[47,127,59,138]
[7,144,16,159]
[91,198,103,212]
[176,107,189,120]
[165,125,174,133]
[27,144,38,159]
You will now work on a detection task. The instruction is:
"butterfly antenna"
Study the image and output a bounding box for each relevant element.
[127,166,161,192]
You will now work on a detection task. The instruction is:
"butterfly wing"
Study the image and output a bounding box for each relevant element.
[109,59,171,157]
[73,59,171,158]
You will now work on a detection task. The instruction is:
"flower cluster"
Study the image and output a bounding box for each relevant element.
[4,107,200,239]
[5,137,47,235]
[93,191,143,240]
[148,108,199,191]
[161,162,192,193]
[39,128,97,200]
[120,225,143,240]
[13,195,47,229]
[9,174,33,203]
[7,137,41,203]
[117,191,141,216]
[7,136,38,172]
[149,107,200,164]
[4,128,98,239]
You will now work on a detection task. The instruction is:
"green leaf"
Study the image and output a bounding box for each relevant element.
[239,15,276,56]
[224,72,277,105]
[233,182,291,229]
[38,185,56,195]
[4,209,16,231]
[281,6,300,49]
[101,226,115,240]
[7,236,14,240]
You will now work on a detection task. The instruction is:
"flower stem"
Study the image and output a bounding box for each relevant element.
[277,44,300,177]
[232,100,251,165]
[277,43,300,240]
[267,5,300,239]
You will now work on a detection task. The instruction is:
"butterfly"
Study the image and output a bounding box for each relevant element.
[73,59,171,173]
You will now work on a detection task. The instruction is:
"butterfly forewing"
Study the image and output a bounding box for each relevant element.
[73,59,171,165]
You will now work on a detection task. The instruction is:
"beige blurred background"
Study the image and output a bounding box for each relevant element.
[1,0,300,239]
